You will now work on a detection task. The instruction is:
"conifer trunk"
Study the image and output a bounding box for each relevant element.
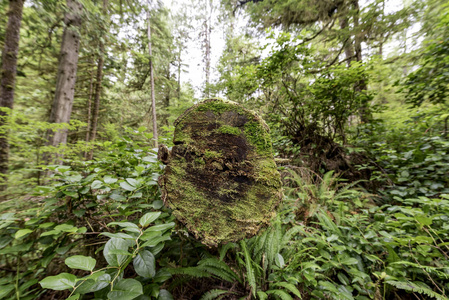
[46,0,82,162]
[147,4,158,148]
[0,0,25,192]
[352,0,370,123]
[203,0,212,97]
[88,45,104,160]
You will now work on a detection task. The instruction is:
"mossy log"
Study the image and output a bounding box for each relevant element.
[158,99,282,247]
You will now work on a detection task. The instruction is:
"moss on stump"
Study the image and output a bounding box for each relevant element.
[158,99,282,247]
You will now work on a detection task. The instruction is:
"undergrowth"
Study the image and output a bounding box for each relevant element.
[0,125,449,300]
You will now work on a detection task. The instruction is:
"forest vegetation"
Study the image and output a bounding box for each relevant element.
[0,0,449,299]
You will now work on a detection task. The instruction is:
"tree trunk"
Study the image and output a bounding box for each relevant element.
[203,0,212,98]
[87,45,104,160]
[46,0,82,163]
[159,99,282,247]
[84,59,95,159]
[339,16,354,67]
[0,0,25,193]
[352,0,370,123]
[147,4,158,148]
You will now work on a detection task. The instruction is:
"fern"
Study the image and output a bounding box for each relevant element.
[241,240,257,297]
[166,267,210,278]
[266,289,294,300]
[198,258,241,283]
[257,291,268,300]
[389,261,449,279]
[272,282,302,299]
[386,280,449,300]
[219,242,237,261]
[200,289,232,300]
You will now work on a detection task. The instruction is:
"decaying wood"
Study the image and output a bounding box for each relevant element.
[159,99,282,246]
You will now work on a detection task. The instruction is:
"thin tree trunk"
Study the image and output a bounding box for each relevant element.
[0,0,25,193]
[352,0,370,123]
[84,59,95,159]
[339,16,354,67]
[147,4,158,148]
[204,0,211,98]
[46,0,82,163]
[87,0,107,160]
[88,45,104,160]
[177,48,181,101]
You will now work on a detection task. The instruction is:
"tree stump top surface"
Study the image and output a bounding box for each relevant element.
[159,99,282,246]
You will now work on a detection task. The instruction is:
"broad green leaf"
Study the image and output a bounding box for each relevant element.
[139,212,161,227]
[108,222,139,229]
[145,222,175,232]
[66,295,80,300]
[91,180,103,189]
[101,232,135,239]
[40,273,77,290]
[0,242,32,254]
[158,289,174,300]
[76,273,111,294]
[126,178,139,187]
[104,238,130,267]
[110,193,127,201]
[140,234,171,248]
[107,278,143,300]
[415,215,433,226]
[133,250,156,278]
[54,224,77,232]
[120,182,136,191]
[340,257,358,265]
[15,229,33,239]
[104,176,118,184]
[65,255,96,271]
[142,156,157,163]
[275,253,285,268]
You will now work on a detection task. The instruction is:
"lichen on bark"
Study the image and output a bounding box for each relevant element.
[159,99,282,247]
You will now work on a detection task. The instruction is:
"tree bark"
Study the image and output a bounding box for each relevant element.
[84,58,95,159]
[352,0,370,123]
[147,4,158,148]
[46,0,82,163]
[0,0,25,193]
[87,45,104,160]
[203,0,212,98]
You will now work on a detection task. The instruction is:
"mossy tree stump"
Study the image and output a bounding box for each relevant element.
[158,99,282,247]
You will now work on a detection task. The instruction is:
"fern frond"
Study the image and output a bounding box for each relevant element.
[386,280,449,300]
[198,258,240,283]
[257,291,268,300]
[266,289,294,300]
[241,240,257,298]
[219,242,237,261]
[200,289,232,300]
[272,282,302,299]
[166,267,210,278]
[389,261,449,279]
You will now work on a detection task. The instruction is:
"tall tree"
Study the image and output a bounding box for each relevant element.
[46,0,83,162]
[87,0,107,160]
[147,1,158,147]
[0,0,25,192]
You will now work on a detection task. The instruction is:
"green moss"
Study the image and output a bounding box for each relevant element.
[244,121,273,156]
[163,98,283,247]
[196,99,245,115]
[217,125,241,136]
[204,150,222,159]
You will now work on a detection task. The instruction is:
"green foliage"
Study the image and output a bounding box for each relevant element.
[401,3,449,107]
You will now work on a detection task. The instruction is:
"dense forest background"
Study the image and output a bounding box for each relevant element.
[0,0,449,299]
